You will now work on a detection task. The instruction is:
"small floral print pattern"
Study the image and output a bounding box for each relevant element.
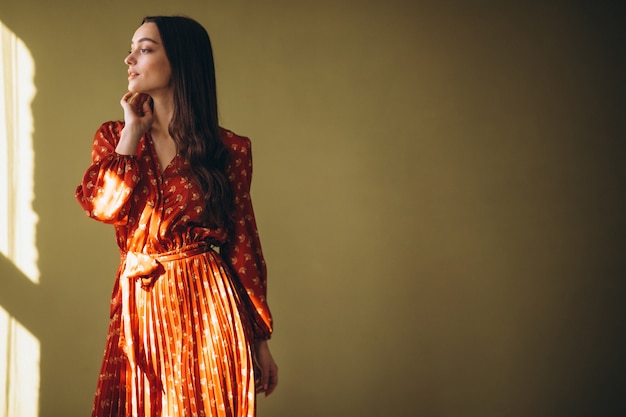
[76,121,272,417]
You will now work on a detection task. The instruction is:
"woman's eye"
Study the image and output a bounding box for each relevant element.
[127,48,150,55]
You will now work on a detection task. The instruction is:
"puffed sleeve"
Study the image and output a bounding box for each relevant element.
[221,133,273,340]
[75,121,141,225]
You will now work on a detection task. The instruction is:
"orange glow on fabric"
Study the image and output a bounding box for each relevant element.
[120,252,164,417]
[123,252,163,287]
[119,274,139,417]
[76,123,271,416]
[91,171,131,220]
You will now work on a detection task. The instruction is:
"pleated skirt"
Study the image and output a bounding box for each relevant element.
[92,248,257,417]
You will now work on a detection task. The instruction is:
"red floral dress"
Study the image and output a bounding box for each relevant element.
[75,121,272,417]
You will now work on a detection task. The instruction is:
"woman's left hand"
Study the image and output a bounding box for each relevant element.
[255,340,278,396]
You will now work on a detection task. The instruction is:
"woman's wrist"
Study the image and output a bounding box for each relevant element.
[116,126,142,155]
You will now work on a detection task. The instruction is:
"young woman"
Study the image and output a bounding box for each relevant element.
[75,15,277,417]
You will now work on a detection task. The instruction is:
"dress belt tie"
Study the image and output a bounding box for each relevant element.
[122,241,215,287]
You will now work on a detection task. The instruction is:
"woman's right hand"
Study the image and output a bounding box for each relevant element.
[116,92,153,155]
[120,92,153,133]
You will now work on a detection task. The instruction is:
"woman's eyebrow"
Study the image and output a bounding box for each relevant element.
[132,37,159,45]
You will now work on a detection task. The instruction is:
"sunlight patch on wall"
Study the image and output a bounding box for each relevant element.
[0,21,40,417]
[0,305,40,417]
[0,21,39,284]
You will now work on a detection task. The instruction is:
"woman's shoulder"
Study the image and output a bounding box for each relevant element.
[220,127,251,151]
[219,127,251,155]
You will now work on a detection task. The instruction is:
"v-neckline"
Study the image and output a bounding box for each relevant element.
[146,131,177,176]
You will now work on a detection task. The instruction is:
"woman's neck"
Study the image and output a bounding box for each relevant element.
[149,92,174,140]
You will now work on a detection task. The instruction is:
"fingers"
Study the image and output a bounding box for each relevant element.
[256,363,269,394]
[264,362,278,396]
[120,92,133,109]
[258,358,278,397]
[126,93,148,114]
[132,93,148,113]
[120,92,153,124]
[253,340,278,397]
[118,92,153,141]
[141,96,153,117]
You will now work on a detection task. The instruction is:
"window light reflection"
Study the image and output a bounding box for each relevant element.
[0,20,39,283]
[0,20,40,417]
[0,306,40,417]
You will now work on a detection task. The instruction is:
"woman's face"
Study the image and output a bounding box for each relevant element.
[124,22,172,97]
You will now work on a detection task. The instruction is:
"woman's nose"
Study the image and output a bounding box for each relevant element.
[124,52,135,65]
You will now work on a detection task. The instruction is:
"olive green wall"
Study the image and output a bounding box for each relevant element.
[0,1,624,416]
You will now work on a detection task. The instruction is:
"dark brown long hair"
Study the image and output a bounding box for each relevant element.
[143,15,233,229]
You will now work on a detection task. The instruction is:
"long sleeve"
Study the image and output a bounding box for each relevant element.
[75,121,141,225]
[221,133,273,340]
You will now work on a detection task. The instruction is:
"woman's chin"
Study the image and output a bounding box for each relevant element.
[127,81,144,94]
